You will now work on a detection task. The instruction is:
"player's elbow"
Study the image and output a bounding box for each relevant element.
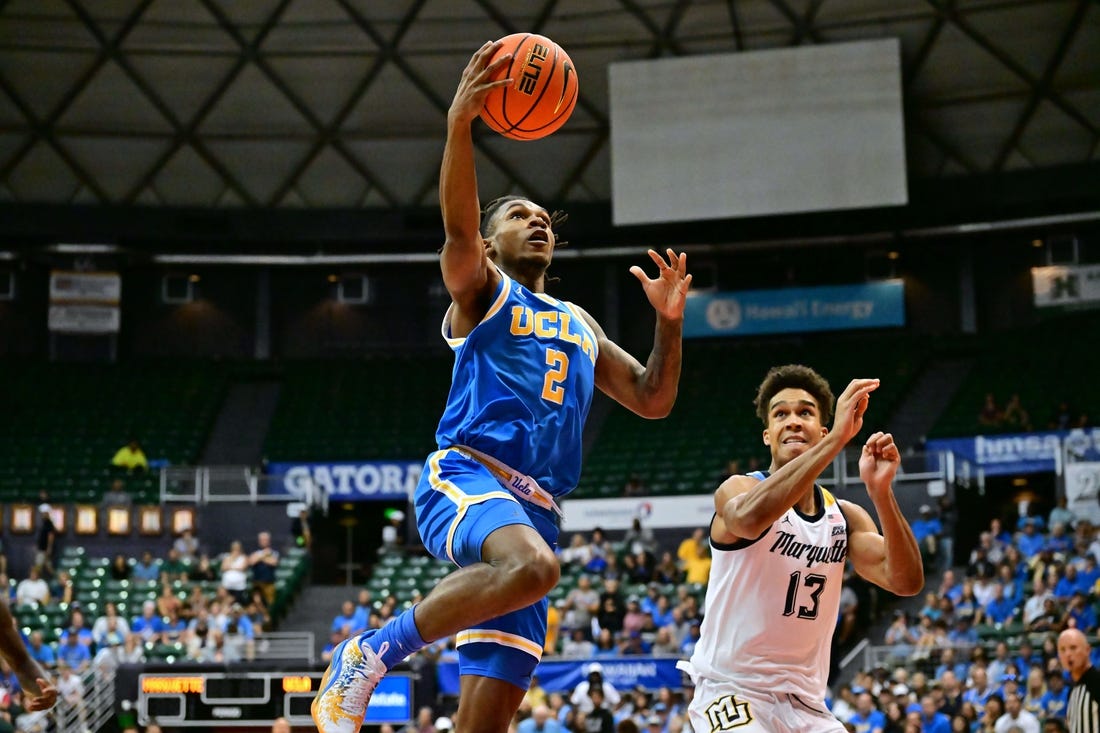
[891,571,925,598]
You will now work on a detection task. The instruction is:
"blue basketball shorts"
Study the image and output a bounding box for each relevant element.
[414,448,561,690]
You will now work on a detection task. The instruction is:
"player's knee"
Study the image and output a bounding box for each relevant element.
[502,546,559,598]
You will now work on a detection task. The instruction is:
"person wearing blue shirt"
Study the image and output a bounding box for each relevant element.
[131,551,160,583]
[330,600,358,635]
[311,42,691,733]
[1040,671,1070,721]
[517,705,564,733]
[916,697,951,733]
[26,630,56,669]
[1076,556,1100,595]
[56,634,90,672]
[983,585,1018,625]
[1054,566,1079,601]
[948,616,979,647]
[848,692,886,733]
[911,505,942,565]
[1067,592,1098,633]
[1015,520,1047,559]
[130,600,165,643]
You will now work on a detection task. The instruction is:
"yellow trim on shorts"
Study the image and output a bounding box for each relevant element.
[455,628,544,661]
[427,449,518,565]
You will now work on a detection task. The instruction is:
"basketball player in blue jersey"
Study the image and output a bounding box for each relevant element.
[313,40,692,733]
[681,365,924,733]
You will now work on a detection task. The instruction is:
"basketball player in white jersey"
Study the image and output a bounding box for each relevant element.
[681,364,924,733]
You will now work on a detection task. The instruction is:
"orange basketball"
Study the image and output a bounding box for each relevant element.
[479,33,579,141]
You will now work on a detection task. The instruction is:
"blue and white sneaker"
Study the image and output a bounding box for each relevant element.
[312,633,389,733]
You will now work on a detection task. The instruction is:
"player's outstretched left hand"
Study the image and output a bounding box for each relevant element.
[22,677,58,711]
[630,248,692,321]
[859,431,901,496]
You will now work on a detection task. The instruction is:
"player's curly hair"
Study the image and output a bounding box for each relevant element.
[480,194,569,248]
[753,364,835,426]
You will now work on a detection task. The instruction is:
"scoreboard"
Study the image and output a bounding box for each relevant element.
[137,671,413,727]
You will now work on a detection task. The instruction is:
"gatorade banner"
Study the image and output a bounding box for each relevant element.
[436,657,684,695]
[265,461,421,501]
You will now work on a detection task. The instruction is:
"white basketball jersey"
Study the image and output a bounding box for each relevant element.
[689,480,848,702]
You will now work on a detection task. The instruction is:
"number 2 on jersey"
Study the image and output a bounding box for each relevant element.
[542,348,569,404]
[783,571,826,619]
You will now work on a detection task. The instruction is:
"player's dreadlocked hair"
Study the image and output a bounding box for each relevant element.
[753,364,835,426]
[480,194,569,248]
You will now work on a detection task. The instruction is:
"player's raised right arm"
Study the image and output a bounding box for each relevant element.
[439,42,512,302]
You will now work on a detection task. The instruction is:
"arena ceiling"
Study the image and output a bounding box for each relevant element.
[0,0,1096,231]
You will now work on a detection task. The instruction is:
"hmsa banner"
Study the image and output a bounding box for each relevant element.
[1032,264,1100,308]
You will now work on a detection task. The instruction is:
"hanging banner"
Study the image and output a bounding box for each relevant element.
[683,280,904,338]
[436,657,684,696]
[1032,264,1100,308]
[561,495,715,532]
[265,461,421,501]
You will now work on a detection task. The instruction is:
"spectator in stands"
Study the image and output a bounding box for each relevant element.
[160,548,189,584]
[885,610,919,662]
[249,531,279,607]
[564,575,600,638]
[940,569,964,603]
[595,594,625,639]
[622,474,647,498]
[15,568,49,608]
[131,550,160,583]
[101,478,132,507]
[119,632,145,664]
[55,662,88,728]
[173,528,199,562]
[948,615,979,647]
[219,540,250,604]
[848,691,886,732]
[570,664,621,716]
[1002,394,1032,432]
[107,553,130,582]
[918,694,952,733]
[331,600,358,636]
[560,628,594,659]
[983,584,1019,626]
[937,648,970,682]
[560,534,592,570]
[131,600,165,643]
[189,554,217,583]
[91,601,129,649]
[682,542,710,586]
[33,505,57,575]
[979,393,1003,428]
[59,609,93,650]
[652,552,682,586]
[111,438,148,473]
[381,508,406,553]
[1051,401,1075,431]
[518,704,563,733]
[321,629,348,664]
[675,529,705,571]
[1064,591,1097,633]
[290,507,311,549]
[625,521,657,564]
[1001,693,1042,732]
[1048,496,1077,533]
[968,543,997,582]
[585,687,616,733]
[1047,523,1074,558]
[56,631,90,673]
[939,496,958,570]
[25,631,54,671]
[38,576,68,616]
[912,505,942,570]
[1039,670,1069,722]
[592,627,617,657]
[1022,667,1046,717]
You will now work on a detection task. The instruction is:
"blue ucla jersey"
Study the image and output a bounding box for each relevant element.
[435,268,598,498]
